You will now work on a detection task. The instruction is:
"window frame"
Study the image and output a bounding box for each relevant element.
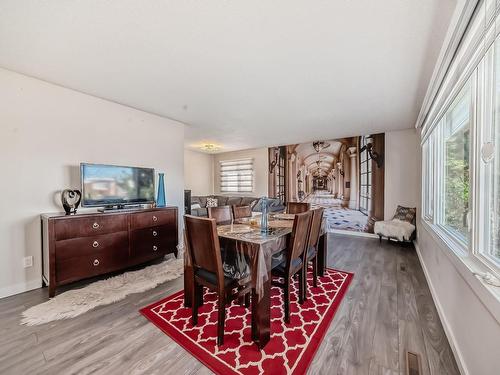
[475,41,500,273]
[419,0,500,321]
[422,131,436,222]
[275,147,286,203]
[359,135,372,215]
[219,158,254,194]
[436,81,473,249]
[421,43,500,278]
[421,76,475,257]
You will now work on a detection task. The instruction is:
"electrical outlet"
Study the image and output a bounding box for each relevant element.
[23,256,33,268]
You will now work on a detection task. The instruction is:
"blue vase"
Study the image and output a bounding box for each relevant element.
[260,196,268,234]
[157,173,166,207]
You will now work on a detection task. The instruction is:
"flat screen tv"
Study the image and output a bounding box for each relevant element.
[81,163,155,208]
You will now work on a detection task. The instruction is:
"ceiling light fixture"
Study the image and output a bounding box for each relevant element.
[200,143,220,152]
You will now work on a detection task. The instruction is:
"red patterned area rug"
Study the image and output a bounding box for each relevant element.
[140,268,353,375]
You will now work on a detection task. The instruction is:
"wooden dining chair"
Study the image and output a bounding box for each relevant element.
[271,210,313,323]
[184,215,252,346]
[304,208,324,296]
[208,206,233,225]
[286,202,311,214]
[232,205,252,220]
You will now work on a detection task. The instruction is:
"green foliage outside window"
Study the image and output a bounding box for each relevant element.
[444,129,470,239]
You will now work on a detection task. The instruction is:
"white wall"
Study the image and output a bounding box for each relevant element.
[416,228,500,375]
[384,128,500,375]
[0,68,185,298]
[184,149,214,196]
[213,148,268,197]
[384,129,419,219]
[416,133,500,375]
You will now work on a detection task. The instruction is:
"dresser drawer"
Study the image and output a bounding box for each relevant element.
[56,247,126,284]
[55,231,128,260]
[133,239,172,263]
[130,209,176,230]
[155,238,177,257]
[130,227,174,260]
[54,215,128,241]
[134,226,168,242]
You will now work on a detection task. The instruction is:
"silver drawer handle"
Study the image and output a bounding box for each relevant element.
[92,222,100,229]
[152,215,158,222]
[152,230,158,237]
[92,241,99,248]
[93,259,100,266]
[153,245,158,251]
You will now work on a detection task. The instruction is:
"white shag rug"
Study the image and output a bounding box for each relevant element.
[21,256,184,326]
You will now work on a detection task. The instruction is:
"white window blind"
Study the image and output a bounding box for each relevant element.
[219,158,254,193]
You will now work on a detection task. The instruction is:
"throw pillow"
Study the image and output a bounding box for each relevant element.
[269,198,280,207]
[206,197,218,208]
[393,205,416,223]
[190,203,201,210]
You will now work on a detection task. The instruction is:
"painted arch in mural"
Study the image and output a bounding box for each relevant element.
[268,134,385,233]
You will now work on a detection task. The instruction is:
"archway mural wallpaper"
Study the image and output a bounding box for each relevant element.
[268,134,385,233]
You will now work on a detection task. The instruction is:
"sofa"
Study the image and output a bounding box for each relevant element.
[189,195,285,217]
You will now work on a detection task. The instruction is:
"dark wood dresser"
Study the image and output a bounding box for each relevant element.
[41,207,178,297]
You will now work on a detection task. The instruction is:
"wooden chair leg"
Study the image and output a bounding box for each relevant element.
[303,265,308,301]
[217,296,226,346]
[284,280,290,324]
[244,292,250,308]
[298,270,304,305]
[197,285,204,306]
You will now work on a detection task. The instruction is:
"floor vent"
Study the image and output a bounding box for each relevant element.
[406,351,421,375]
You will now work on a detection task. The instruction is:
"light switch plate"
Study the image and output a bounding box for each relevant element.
[23,256,33,268]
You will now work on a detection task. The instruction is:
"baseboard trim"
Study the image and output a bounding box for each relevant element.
[0,279,42,300]
[329,229,378,239]
[413,240,469,375]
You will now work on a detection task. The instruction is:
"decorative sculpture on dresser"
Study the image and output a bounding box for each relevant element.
[61,189,81,215]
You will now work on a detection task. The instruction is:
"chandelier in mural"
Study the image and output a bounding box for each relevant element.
[312,140,330,153]
[313,169,323,177]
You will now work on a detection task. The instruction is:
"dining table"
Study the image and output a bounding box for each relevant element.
[183,213,328,349]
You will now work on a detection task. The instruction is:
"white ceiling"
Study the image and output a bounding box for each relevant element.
[0,1,456,153]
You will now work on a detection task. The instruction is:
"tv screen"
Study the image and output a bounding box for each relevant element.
[81,163,155,207]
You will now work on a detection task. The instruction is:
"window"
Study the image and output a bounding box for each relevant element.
[420,1,500,288]
[275,147,286,203]
[422,80,472,253]
[437,83,471,244]
[486,39,500,264]
[478,38,500,267]
[359,135,372,214]
[422,133,435,220]
[219,158,254,193]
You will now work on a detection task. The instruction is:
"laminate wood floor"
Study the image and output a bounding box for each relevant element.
[0,234,460,375]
